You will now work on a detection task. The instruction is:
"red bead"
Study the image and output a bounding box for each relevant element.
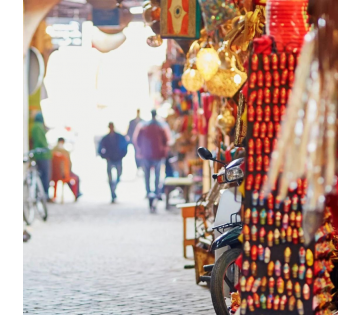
[273,88,279,104]
[281,69,288,85]
[273,106,280,122]
[256,138,262,155]
[280,52,287,69]
[251,54,259,71]
[249,72,257,89]
[257,70,264,87]
[265,71,272,87]
[273,71,280,87]
[256,155,262,171]
[267,122,274,138]
[253,122,260,137]
[263,55,270,71]
[256,106,263,122]
[248,139,254,155]
[257,89,263,106]
[260,122,267,138]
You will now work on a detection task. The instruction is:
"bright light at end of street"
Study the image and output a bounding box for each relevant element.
[130,7,143,14]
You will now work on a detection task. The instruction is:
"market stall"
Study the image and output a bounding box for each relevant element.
[143,0,338,313]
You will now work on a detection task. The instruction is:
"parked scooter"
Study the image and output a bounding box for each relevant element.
[197,147,245,315]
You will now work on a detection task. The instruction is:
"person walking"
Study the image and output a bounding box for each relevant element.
[133,110,170,199]
[98,122,128,203]
[127,109,144,172]
[30,112,52,200]
[52,138,82,200]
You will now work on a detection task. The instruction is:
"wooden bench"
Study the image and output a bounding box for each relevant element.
[176,203,197,259]
[163,177,193,210]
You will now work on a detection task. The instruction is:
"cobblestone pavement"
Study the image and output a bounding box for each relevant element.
[23,171,215,315]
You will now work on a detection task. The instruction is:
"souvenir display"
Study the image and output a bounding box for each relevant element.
[239,28,322,313]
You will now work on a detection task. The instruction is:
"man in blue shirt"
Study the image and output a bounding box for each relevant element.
[98,122,128,203]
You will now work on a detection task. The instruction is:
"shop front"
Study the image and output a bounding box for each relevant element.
[147,0,338,314]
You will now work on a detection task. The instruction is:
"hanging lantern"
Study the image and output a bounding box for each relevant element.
[206,41,247,97]
[217,106,236,135]
[196,38,220,81]
[181,63,204,92]
[181,37,204,91]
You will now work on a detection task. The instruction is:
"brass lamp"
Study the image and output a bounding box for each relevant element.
[196,37,220,81]
[182,62,204,92]
[206,41,247,97]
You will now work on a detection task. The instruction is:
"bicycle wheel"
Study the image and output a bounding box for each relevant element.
[23,180,35,225]
[35,176,48,221]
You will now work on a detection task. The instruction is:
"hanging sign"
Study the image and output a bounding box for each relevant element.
[92,8,120,27]
[160,0,201,39]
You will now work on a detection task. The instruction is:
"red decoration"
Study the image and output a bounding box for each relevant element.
[268,193,274,210]
[260,122,267,138]
[261,54,270,72]
[280,105,286,120]
[264,105,271,122]
[248,138,254,155]
[275,122,281,137]
[273,71,280,87]
[288,54,295,70]
[255,174,262,190]
[264,88,271,104]
[253,122,260,137]
[264,137,271,153]
[248,90,257,106]
[264,155,270,172]
[248,156,254,172]
[257,70,264,87]
[267,121,274,138]
[249,72,257,89]
[280,52,287,69]
[251,54,259,71]
[256,138,262,155]
[273,105,280,121]
[246,174,254,190]
[273,88,279,104]
[281,69,288,85]
[256,155,262,171]
[257,89,263,106]
[253,36,273,55]
[288,70,294,87]
[265,71,272,87]
[271,54,278,70]
[256,106,263,122]
[280,88,287,104]
[248,105,255,122]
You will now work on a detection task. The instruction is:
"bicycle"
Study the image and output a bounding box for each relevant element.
[23,149,48,225]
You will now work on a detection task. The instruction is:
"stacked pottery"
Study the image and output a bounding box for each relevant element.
[266,0,309,51]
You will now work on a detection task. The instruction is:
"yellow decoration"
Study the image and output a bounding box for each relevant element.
[181,64,204,92]
[225,5,266,52]
[196,46,220,81]
[306,249,314,267]
[206,41,247,97]
[217,106,235,135]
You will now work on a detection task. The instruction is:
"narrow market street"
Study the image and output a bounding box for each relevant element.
[23,151,215,315]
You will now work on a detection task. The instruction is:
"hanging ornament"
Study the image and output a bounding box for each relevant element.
[181,63,204,92]
[198,0,239,33]
[217,105,236,135]
[196,37,220,81]
[205,41,247,97]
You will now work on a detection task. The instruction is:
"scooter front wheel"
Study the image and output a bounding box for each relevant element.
[210,247,242,315]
